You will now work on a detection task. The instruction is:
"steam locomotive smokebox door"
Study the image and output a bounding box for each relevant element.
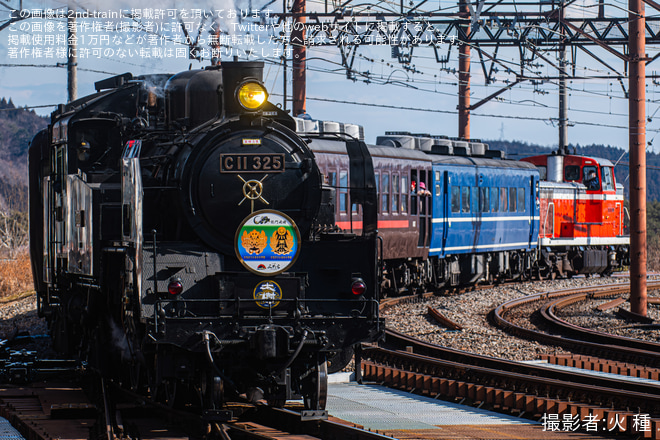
[218,274,302,315]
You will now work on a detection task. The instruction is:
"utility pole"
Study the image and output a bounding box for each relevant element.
[67,5,77,103]
[629,0,647,316]
[291,0,306,117]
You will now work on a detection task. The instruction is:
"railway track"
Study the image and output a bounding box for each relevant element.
[0,374,396,440]
[492,280,660,366]
[2,278,657,439]
[364,280,660,438]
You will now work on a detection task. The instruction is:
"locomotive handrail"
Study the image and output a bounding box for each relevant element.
[543,201,555,238]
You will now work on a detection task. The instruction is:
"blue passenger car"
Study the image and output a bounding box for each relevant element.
[429,156,540,284]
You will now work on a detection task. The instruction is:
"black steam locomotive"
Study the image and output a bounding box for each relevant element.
[28,62,383,416]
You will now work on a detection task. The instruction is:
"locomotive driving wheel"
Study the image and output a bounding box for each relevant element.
[327,346,354,374]
[303,359,328,410]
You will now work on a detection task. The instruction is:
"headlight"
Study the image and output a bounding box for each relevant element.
[237,81,268,110]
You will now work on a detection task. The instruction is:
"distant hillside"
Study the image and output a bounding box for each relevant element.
[486,140,660,200]
[0,98,46,256]
[0,98,48,196]
[0,98,48,186]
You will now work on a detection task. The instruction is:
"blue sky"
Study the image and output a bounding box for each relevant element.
[0,0,654,150]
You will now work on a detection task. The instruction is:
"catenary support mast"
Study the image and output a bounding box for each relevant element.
[67,6,77,103]
[629,0,648,316]
[292,0,306,117]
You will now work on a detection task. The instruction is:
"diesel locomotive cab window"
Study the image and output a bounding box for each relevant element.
[517,187,525,212]
[583,166,599,190]
[565,165,580,181]
[491,187,499,212]
[451,186,460,213]
[602,167,615,191]
[461,187,470,213]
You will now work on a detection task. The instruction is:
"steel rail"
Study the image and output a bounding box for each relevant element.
[380,328,660,398]
[541,290,660,353]
[491,281,660,366]
[362,344,660,414]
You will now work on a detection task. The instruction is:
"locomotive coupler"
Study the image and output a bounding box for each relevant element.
[251,325,291,360]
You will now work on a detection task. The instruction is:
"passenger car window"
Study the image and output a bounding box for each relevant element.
[461,187,470,213]
[517,187,525,212]
[392,174,399,212]
[491,187,499,212]
[381,173,390,213]
[509,188,517,212]
[451,186,460,213]
[339,170,348,213]
[500,188,508,212]
[328,171,336,187]
[480,187,489,213]
[401,176,408,213]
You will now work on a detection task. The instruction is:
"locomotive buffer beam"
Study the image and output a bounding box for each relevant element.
[0,339,82,384]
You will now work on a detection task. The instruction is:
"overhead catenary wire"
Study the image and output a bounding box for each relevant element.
[0,0,657,139]
[270,92,660,131]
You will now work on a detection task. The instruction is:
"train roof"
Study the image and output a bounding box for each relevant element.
[296,118,535,170]
[306,136,536,170]
[431,155,538,170]
[307,137,432,162]
[367,145,433,161]
[523,154,615,167]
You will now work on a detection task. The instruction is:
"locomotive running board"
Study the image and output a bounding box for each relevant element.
[203,409,233,422]
[300,409,328,420]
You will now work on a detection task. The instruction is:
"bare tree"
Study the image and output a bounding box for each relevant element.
[0,170,28,259]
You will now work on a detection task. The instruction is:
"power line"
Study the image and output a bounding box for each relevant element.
[279,93,660,131]
[0,63,117,75]
[0,104,56,111]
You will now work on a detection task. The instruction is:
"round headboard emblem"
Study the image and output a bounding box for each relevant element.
[235,209,301,275]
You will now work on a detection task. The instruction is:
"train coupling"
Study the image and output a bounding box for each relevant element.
[250,325,292,360]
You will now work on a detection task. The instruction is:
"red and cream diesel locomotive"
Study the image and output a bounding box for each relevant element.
[521,152,629,278]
